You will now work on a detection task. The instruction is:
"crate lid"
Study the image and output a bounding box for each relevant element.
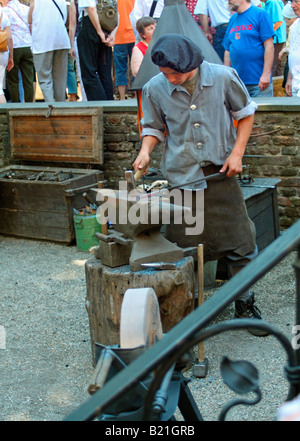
[8,107,103,164]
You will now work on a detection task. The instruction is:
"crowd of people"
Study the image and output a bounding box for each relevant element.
[0,0,299,103]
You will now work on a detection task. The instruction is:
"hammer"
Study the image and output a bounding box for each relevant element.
[124,166,147,191]
[193,244,209,378]
[97,181,108,235]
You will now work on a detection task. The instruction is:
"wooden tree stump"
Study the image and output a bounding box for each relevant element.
[85,256,195,364]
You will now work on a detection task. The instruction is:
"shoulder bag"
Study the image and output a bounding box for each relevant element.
[0,12,9,52]
[96,0,118,33]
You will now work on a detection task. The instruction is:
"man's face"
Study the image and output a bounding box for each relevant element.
[159,67,195,85]
[290,0,300,17]
[227,0,242,12]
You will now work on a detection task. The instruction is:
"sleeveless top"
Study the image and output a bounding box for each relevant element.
[136,41,148,55]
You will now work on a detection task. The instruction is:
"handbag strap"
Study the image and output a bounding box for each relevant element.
[149,0,158,17]
[51,0,64,21]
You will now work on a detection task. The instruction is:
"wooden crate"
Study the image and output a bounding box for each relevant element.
[242,178,281,251]
[0,165,104,243]
[8,107,103,164]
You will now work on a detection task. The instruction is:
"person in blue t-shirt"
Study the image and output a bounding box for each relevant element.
[261,0,286,77]
[223,0,275,97]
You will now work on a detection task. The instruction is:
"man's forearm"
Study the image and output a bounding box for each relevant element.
[28,0,34,30]
[140,135,159,157]
[69,0,77,47]
[224,50,231,67]
[199,14,213,43]
[258,38,274,90]
[199,14,210,35]
[220,114,254,176]
[133,135,159,173]
[262,39,274,77]
[86,7,105,39]
[234,114,254,157]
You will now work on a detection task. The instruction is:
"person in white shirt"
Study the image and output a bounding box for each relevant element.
[0,5,13,103]
[28,0,70,102]
[194,0,230,60]
[285,0,300,96]
[2,0,34,102]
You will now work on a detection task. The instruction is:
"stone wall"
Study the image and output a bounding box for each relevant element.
[245,105,300,228]
[0,98,299,228]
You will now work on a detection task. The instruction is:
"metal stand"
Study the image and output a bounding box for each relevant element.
[89,343,203,422]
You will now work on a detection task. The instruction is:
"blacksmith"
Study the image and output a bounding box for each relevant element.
[133,33,268,336]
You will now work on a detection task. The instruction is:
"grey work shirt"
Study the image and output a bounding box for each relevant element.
[141,61,258,189]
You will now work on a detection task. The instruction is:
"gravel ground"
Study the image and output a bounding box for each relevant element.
[0,234,298,422]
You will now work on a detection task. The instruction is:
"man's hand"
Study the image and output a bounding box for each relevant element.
[103,33,115,47]
[133,135,159,176]
[220,153,243,178]
[7,58,14,72]
[69,46,76,59]
[286,73,293,96]
[220,114,254,177]
[258,72,271,91]
[98,30,107,43]
[205,32,213,44]
[133,151,151,175]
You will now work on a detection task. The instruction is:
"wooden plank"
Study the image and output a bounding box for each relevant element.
[253,205,276,238]
[12,134,93,149]
[246,192,273,220]
[11,153,98,163]
[8,108,103,164]
[12,116,93,135]
[0,210,73,243]
[0,193,67,212]
[0,208,70,229]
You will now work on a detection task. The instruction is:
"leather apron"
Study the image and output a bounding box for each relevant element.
[165,165,256,263]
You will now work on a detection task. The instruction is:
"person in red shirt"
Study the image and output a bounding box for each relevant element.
[131,16,156,77]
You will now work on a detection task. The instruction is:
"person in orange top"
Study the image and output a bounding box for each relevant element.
[113,0,136,100]
[131,16,156,77]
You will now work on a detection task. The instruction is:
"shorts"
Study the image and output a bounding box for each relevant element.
[113,42,135,86]
[246,83,273,98]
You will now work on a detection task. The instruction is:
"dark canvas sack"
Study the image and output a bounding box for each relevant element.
[96,0,118,32]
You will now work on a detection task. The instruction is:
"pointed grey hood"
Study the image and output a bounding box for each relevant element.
[131,0,222,91]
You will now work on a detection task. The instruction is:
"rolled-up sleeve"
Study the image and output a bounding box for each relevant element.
[140,82,166,142]
[226,68,258,121]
